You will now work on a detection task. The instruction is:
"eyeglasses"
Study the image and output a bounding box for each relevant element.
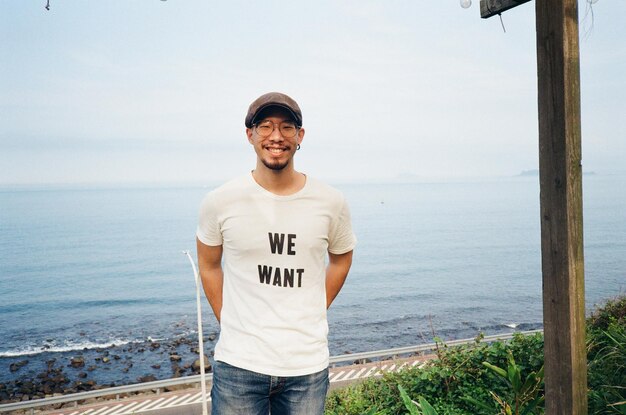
[253,120,299,138]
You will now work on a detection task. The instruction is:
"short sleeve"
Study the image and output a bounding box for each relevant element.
[328,197,357,254]
[196,192,223,246]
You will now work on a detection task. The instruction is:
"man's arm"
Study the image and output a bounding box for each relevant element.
[196,237,224,323]
[326,250,353,308]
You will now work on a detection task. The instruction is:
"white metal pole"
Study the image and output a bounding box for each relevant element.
[183,250,209,415]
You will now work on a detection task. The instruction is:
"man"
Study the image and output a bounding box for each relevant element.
[196,92,356,415]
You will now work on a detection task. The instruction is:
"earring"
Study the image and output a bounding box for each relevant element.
[297,144,301,151]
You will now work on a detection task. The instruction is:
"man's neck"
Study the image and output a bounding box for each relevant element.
[252,164,306,196]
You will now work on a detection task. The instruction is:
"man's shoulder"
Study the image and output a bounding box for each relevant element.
[206,175,251,196]
[306,176,341,193]
[305,177,346,203]
[200,175,252,208]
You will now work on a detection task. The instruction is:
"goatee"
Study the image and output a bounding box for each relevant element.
[262,159,289,171]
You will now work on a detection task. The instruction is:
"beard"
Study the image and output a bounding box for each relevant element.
[261,158,290,171]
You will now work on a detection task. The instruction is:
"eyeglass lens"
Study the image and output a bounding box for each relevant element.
[255,121,298,138]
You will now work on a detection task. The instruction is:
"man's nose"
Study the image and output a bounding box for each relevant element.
[269,126,284,140]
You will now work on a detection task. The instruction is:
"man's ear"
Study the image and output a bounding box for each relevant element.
[297,127,305,146]
[246,128,254,144]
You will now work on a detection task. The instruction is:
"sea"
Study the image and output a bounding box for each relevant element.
[1,174,624,388]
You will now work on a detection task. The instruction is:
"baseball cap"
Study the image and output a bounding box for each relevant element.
[245,92,303,128]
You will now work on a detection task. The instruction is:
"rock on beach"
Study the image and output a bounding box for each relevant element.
[192,356,211,373]
[9,360,29,372]
[2,334,216,404]
[70,357,85,368]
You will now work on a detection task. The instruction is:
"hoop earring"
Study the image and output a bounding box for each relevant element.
[297,144,301,151]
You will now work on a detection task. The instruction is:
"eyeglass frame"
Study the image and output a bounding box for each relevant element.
[252,119,301,139]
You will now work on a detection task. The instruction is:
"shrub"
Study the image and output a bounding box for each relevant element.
[325,332,544,414]
[587,295,626,414]
[326,295,626,415]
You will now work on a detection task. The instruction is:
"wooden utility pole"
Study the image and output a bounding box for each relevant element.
[535,0,587,413]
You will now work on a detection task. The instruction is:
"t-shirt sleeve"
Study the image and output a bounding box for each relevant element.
[328,197,357,254]
[196,192,223,246]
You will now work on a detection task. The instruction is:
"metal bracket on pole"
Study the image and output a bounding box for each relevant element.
[480,0,532,18]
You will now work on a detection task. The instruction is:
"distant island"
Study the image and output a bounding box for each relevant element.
[518,169,596,176]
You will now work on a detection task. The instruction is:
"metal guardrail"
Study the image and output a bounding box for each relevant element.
[0,329,543,414]
[0,374,212,414]
[328,329,542,364]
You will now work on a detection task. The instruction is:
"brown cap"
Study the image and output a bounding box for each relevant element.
[245,92,303,128]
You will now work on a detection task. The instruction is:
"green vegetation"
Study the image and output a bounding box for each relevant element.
[463,351,544,414]
[325,295,625,415]
[325,332,544,414]
[587,296,626,414]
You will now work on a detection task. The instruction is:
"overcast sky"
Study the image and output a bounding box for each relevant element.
[1,1,624,185]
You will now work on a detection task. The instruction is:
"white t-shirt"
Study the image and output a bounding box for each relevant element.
[196,173,357,376]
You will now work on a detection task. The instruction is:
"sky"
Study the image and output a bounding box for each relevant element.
[1,0,624,185]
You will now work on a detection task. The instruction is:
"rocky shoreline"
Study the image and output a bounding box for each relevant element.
[1,333,217,405]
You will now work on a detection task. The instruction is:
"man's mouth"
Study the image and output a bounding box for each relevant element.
[266,147,287,155]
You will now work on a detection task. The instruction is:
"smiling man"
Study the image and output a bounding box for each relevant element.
[196,92,356,415]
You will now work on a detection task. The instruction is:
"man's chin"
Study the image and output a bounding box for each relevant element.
[262,159,290,171]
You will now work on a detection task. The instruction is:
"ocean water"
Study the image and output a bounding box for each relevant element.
[1,175,624,386]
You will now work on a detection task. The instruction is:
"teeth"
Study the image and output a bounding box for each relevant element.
[268,148,284,154]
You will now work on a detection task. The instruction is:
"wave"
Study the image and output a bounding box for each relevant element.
[0,338,139,358]
[0,297,174,314]
[0,328,201,358]
[332,315,543,337]
[334,313,433,329]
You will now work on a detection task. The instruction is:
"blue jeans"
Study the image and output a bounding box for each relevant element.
[211,360,329,415]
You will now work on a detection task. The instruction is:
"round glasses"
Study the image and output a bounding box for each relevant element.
[254,120,299,138]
